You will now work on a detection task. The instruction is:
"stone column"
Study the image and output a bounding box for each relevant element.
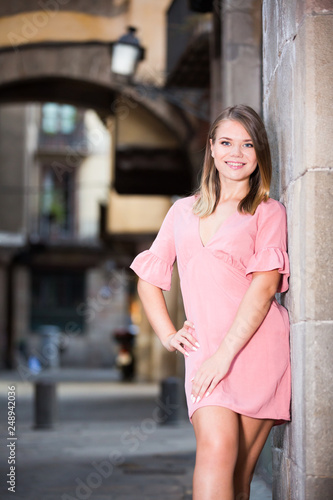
[220,0,262,112]
[151,264,185,381]
[210,1,223,118]
[135,263,185,382]
[262,1,333,498]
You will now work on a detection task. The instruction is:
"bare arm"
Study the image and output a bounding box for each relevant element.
[191,269,282,402]
[137,278,198,355]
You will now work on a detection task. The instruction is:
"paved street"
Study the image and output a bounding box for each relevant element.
[0,369,272,499]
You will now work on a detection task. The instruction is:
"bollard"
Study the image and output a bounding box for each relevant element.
[34,381,57,429]
[160,376,181,425]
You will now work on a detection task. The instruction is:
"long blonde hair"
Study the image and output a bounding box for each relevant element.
[193,105,272,217]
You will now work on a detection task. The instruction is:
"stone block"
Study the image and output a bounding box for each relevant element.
[283,179,303,322]
[264,6,333,178]
[263,0,297,87]
[302,15,333,172]
[304,322,333,477]
[289,324,306,472]
[263,13,333,185]
[297,0,333,25]
[289,459,306,500]
[224,9,257,46]
[222,0,262,111]
[272,448,292,500]
[263,39,297,197]
[272,422,289,450]
[286,171,333,323]
[305,171,333,322]
[306,476,333,500]
[223,44,261,111]
[273,321,333,497]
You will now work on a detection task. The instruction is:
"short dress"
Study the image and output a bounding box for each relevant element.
[130,195,291,424]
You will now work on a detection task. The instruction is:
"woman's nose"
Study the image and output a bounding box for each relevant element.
[231,144,243,156]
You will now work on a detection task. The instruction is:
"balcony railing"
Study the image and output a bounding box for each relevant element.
[38,123,88,153]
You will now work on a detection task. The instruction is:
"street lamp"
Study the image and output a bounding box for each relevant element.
[111,27,145,78]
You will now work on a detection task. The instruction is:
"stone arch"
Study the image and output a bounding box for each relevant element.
[0,43,191,142]
[0,76,116,117]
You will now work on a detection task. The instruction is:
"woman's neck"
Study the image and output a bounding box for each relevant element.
[218,178,250,204]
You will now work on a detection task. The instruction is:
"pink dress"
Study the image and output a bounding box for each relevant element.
[130,195,291,424]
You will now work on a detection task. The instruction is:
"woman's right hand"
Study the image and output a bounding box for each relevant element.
[163,321,200,357]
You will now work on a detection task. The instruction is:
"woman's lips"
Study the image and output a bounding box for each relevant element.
[225,161,245,170]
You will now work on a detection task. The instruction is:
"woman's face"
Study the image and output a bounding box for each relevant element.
[210,120,258,185]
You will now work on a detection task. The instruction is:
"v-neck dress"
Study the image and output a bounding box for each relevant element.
[130,195,291,424]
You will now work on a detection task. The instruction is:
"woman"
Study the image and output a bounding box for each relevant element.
[130,105,290,500]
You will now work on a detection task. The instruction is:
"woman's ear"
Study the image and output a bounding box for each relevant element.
[210,139,214,157]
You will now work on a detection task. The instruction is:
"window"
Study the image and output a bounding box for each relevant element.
[39,166,75,240]
[42,103,77,135]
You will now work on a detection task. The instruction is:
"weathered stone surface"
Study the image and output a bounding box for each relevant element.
[272,447,292,500]
[221,0,262,111]
[289,321,333,476]
[304,171,333,322]
[263,39,296,197]
[306,476,333,500]
[297,0,333,23]
[223,44,261,111]
[263,0,297,87]
[272,422,289,451]
[285,171,333,323]
[263,0,333,497]
[224,8,258,45]
[264,14,333,191]
[302,15,333,172]
[289,323,306,472]
[275,322,333,498]
[305,323,333,477]
[289,459,306,500]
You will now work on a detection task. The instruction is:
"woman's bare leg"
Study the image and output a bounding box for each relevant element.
[192,406,239,500]
[233,415,274,500]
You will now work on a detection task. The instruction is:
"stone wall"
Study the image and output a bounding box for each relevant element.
[262,1,333,498]
[220,0,262,112]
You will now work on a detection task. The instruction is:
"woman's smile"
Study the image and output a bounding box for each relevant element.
[224,161,246,169]
[210,120,258,183]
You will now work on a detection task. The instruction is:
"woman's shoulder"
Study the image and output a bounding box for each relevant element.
[256,197,286,218]
[172,194,197,212]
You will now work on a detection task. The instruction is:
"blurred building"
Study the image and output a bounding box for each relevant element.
[0,0,206,378]
[0,1,332,496]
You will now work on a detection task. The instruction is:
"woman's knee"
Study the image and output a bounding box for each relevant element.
[196,429,238,469]
[193,406,239,467]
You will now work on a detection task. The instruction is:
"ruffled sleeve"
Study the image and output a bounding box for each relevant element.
[245,200,290,293]
[129,203,176,291]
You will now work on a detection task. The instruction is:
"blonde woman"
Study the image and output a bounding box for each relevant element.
[130,105,290,500]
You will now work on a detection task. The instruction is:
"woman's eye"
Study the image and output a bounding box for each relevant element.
[244,143,254,148]
[221,141,230,146]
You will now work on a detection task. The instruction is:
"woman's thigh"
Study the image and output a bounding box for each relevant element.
[192,406,239,465]
[235,414,274,481]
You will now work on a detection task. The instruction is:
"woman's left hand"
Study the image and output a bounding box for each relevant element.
[191,351,232,404]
